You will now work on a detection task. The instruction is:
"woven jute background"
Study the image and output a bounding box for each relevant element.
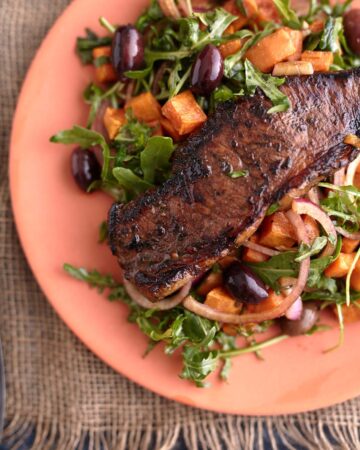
[1,1,360,449]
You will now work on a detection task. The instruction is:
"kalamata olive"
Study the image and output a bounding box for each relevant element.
[190,44,224,96]
[279,302,320,336]
[71,148,101,192]
[344,9,360,56]
[111,25,144,80]
[223,261,268,304]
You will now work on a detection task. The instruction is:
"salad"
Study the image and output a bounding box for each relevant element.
[51,0,360,386]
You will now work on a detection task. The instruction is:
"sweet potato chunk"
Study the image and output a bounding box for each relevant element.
[336,302,360,323]
[242,235,269,262]
[301,51,334,72]
[303,215,320,244]
[162,90,207,135]
[103,107,126,140]
[255,0,280,23]
[309,19,325,33]
[286,29,303,62]
[342,237,360,254]
[205,287,242,314]
[160,117,181,141]
[351,267,360,291]
[247,290,284,313]
[223,0,258,30]
[219,39,243,58]
[245,28,297,73]
[324,252,356,278]
[272,61,313,76]
[258,212,297,249]
[92,47,117,83]
[126,92,162,123]
[197,272,223,297]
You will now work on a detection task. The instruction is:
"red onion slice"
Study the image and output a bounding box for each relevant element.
[285,297,303,320]
[333,168,346,186]
[307,187,321,205]
[335,227,360,241]
[123,280,191,310]
[345,154,360,186]
[158,0,181,18]
[292,198,337,257]
[183,211,311,324]
[242,241,280,256]
[178,0,192,16]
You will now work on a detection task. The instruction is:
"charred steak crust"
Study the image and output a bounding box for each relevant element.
[109,69,360,300]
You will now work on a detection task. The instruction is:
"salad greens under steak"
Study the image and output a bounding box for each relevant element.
[51,0,360,386]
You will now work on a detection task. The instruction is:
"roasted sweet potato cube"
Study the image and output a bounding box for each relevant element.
[255,0,280,23]
[303,215,320,244]
[197,272,223,297]
[160,117,181,141]
[222,324,238,336]
[247,290,284,313]
[147,120,163,136]
[335,302,360,323]
[342,237,360,254]
[286,29,303,62]
[272,61,313,76]
[324,252,356,278]
[219,39,243,58]
[309,19,325,33]
[245,28,297,73]
[103,107,126,139]
[92,46,117,83]
[351,268,360,292]
[126,92,162,123]
[162,90,207,135]
[242,247,269,262]
[258,212,297,249]
[301,51,334,72]
[205,287,242,314]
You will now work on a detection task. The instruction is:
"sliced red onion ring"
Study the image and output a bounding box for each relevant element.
[345,154,360,186]
[242,241,279,256]
[333,168,345,186]
[292,198,337,257]
[158,0,181,18]
[307,187,320,205]
[335,227,360,241]
[285,297,303,320]
[123,279,191,310]
[183,211,310,324]
[178,0,192,16]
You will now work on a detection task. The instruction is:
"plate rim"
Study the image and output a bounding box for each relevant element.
[8,0,360,416]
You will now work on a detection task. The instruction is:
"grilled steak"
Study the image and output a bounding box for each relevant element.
[109,68,360,300]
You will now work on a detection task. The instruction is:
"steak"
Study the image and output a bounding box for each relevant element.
[109,68,360,300]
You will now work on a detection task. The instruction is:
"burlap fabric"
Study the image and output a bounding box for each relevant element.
[2,1,360,449]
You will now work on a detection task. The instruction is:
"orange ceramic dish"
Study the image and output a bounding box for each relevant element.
[9,0,360,414]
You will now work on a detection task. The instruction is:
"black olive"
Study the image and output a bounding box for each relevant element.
[111,25,145,80]
[190,44,224,96]
[71,148,101,192]
[279,303,320,336]
[223,261,268,304]
[344,9,360,56]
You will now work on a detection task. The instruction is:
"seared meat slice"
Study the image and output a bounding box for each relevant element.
[109,68,360,300]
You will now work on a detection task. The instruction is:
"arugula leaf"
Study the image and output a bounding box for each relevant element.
[244,59,291,113]
[181,347,220,387]
[140,136,174,183]
[76,28,112,64]
[272,0,302,29]
[136,0,164,32]
[83,82,122,128]
[318,17,343,52]
[228,169,249,178]
[63,264,118,292]
[98,221,108,243]
[295,236,328,262]
[113,167,153,199]
[50,126,111,180]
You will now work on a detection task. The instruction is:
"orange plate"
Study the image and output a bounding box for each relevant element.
[9,0,360,415]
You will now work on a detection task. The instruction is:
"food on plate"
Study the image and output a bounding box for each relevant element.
[109,68,360,301]
[52,0,360,386]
